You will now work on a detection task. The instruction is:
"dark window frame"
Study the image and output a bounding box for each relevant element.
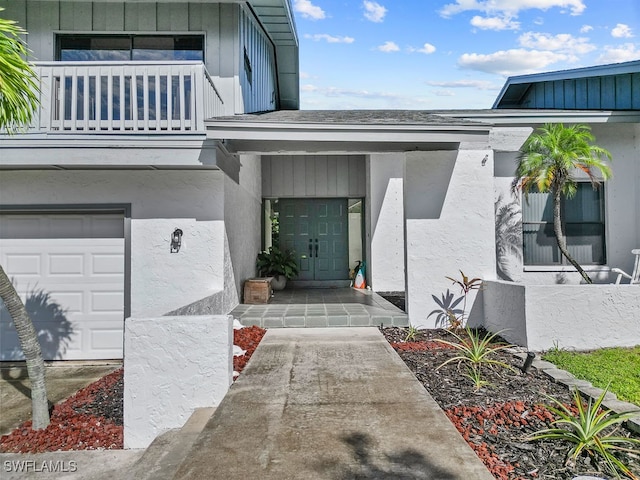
[56,34,205,62]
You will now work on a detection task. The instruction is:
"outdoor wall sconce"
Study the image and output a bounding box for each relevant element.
[481,154,488,166]
[170,228,183,253]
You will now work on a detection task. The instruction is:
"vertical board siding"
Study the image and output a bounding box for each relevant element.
[1,1,27,27]
[587,78,600,109]
[633,73,640,109]
[519,73,639,109]
[239,6,277,113]
[156,3,189,32]
[26,0,59,61]
[564,79,576,109]
[60,1,92,31]
[8,1,223,71]
[91,3,125,31]
[616,74,631,110]
[263,156,366,198]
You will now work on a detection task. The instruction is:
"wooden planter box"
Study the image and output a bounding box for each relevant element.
[243,278,273,304]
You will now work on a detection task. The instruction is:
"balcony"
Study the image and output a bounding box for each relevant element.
[26,61,225,135]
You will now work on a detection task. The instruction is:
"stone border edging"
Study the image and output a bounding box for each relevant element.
[509,351,640,435]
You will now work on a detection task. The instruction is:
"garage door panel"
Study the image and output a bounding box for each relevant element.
[49,254,85,275]
[90,328,124,351]
[91,291,124,313]
[0,214,124,239]
[0,213,124,361]
[93,254,124,275]
[5,254,41,275]
[47,291,83,313]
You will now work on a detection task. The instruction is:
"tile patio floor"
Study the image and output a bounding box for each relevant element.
[231,287,408,328]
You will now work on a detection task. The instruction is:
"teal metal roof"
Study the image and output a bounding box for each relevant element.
[493,60,640,110]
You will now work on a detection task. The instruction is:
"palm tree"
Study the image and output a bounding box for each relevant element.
[0,9,49,429]
[513,123,612,284]
[0,10,39,132]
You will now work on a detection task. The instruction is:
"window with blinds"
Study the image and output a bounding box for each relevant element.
[522,183,606,265]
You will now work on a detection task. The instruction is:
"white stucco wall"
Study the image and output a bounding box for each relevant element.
[223,154,262,310]
[493,123,640,285]
[124,315,233,449]
[0,170,227,317]
[368,154,405,292]
[405,148,496,328]
[483,280,640,351]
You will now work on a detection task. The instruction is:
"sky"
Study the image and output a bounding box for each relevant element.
[292,0,640,110]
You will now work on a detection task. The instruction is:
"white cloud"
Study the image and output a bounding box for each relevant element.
[300,71,311,79]
[533,17,544,25]
[426,79,499,90]
[611,23,634,38]
[305,85,404,101]
[363,1,387,23]
[376,41,400,52]
[470,15,520,31]
[458,48,575,75]
[294,0,326,20]
[440,0,586,18]
[518,32,595,54]
[410,43,437,54]
[597,43,640,63]
[304,33,355,43]
[434,90,455,96]
[580,24,593,33]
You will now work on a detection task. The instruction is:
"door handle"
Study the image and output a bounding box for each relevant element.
[308,239,313,257]
[314,239,318,257]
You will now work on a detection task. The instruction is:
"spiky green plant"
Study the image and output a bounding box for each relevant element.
[404,325,420,342]
[435,328,515,389]
[528,387,640,479]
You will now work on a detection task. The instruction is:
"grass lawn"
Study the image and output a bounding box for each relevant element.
[542,346,640,406]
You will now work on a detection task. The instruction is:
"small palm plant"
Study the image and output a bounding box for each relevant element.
[528,387,640,479]
[435,328,515,390]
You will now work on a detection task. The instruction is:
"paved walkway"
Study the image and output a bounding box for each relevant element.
[1,329,493,479]
[174,328,493,480]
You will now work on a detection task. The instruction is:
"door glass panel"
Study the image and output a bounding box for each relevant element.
[348,200,363,274]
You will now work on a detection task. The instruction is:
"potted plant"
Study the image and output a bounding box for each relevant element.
[256,246,299,290]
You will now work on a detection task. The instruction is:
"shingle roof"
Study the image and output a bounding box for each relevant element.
[212,110,486,126]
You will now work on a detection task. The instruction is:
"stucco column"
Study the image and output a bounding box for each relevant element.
[404,148,496,328]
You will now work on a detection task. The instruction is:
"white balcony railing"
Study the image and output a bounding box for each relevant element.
[30,61,224,134]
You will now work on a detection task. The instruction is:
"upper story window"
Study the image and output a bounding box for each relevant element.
[522,183,606,266]
[57,35,204,62]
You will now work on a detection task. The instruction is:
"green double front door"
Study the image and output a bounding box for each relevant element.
[278,198,349,281]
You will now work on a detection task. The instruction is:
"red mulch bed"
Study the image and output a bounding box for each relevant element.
[0,326,266,454]
[382,327,640,480]
[233,325,267,374]
[0,369,123,453]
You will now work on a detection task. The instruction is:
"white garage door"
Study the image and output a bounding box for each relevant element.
[0,212,125,361]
